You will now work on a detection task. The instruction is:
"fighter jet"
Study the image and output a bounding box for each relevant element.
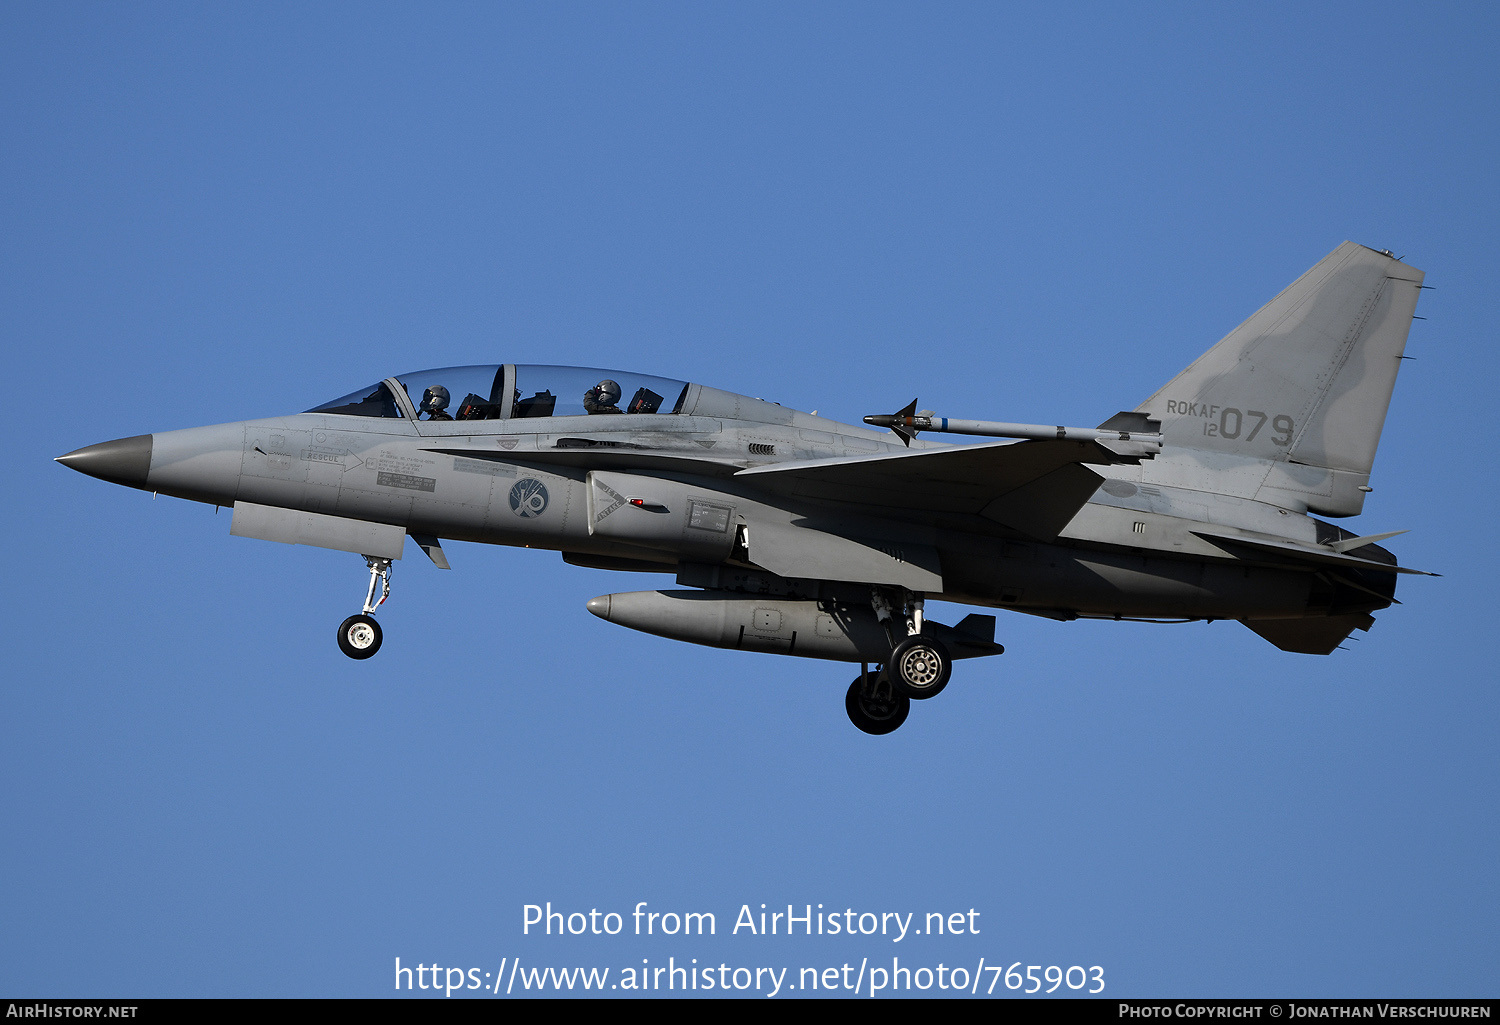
[58,242,1435,734]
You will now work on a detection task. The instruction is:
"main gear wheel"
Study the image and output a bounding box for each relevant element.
[845,670,910,735]
[888,635,951,699]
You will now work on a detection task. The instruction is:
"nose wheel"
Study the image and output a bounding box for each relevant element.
[337,614,382,659]
[337,556,391,659]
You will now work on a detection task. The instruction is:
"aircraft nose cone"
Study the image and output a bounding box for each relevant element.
[56,434,154,488]
[586,595,612,621]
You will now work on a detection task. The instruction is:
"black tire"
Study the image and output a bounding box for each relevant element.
[888,635,951,699]
[845,671,910,735]
[337,614,383,659]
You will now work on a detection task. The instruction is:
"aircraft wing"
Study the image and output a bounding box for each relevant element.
[735,439,1115,539]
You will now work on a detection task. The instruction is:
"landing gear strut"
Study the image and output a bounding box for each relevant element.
[845,667,910,735]
[871,587,952,699]
[337,556,391,660]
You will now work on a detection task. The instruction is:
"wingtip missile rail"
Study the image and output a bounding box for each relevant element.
[864,400,1164,458]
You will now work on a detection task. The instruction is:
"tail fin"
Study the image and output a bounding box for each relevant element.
[1137,242,1424,516]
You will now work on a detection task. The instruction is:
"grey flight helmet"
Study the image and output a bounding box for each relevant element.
[420,385,450,415]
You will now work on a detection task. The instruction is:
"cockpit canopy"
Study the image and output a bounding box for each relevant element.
[308,365,691,421]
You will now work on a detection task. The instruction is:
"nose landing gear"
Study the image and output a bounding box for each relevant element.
[337,614,382,658]
[337,556,391,659]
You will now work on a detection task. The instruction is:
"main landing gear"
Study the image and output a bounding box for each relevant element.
[845,668,909,735]
[337,556,391,659]
[843,588,957,734]
[888,634,951,699]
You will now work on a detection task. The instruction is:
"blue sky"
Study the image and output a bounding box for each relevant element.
[3,2,1496,998]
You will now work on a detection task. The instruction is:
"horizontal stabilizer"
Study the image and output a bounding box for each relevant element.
[1242,614,1376,655]
[1193,530,1437,576]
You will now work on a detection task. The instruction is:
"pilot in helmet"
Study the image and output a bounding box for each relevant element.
[420,384,453,420]
[583,379,623,414]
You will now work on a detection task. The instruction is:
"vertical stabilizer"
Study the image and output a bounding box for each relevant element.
[1137,243,1424,516]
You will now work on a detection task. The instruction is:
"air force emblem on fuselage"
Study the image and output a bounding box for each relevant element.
[509,479,549,518]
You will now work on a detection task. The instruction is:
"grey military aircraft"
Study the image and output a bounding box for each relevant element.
[59,242,1434,734]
